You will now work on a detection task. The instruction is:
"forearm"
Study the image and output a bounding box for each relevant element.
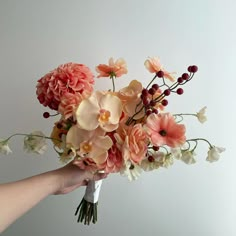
[0,170,60,233]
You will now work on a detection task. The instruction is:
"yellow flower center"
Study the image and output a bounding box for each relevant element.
[99,109,111,123]
[81,142,92,153]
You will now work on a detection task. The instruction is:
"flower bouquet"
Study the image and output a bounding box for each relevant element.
[0,56,225,225]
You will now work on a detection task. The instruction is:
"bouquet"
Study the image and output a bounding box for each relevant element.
[0,56,225,225]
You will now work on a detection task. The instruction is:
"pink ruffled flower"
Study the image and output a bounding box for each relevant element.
[144,57,175,82]
[145,113,186,148]
[58,92,88,120]
[115,123,148,164]
[36,63,94,110]
[96,58,128,78]
[99,132,124,173]
[100,144,123,173]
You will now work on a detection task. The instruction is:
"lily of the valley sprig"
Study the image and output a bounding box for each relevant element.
[0,56,225,225]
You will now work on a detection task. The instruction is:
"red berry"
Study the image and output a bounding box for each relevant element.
[146,109,152,116]
[56,123,63,129]
[164,89,171,96]
[148,88,156,95]
[152,84,159,90]
[191,65,198,73]
[188,65,198,73]
[161,99,168,106]
[182,73,189,80]
[142,89,149,96]
[177,77,184,83]
[142,98,149,106]
[43,112,50,118]
[153,146,159,151]
[187,66,193,72]
[152,108,158,114]
[148,156,155,162]
[177,88,184,95]
[157,70,164,78]
[150,100,156,106]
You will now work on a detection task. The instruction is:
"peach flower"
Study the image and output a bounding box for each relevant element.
[76,92,122,132]
[118,80,145,120]
[144,57,175,82]
[115,123,148,164]
[145,113,186,148]
[96,58,127,78]
[36,63,94,110]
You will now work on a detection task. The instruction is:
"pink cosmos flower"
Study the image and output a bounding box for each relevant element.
[66,125,113,169]
[96,58,128,78]
[145,113,186,148]
[144,57,175,82]
[76,92,122,132]
[115,123,148,164]
[36,63,94,110]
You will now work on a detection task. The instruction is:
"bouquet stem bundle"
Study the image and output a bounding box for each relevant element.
[75,180,102,225]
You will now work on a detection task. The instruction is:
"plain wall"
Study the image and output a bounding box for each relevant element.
[0,0,235,235]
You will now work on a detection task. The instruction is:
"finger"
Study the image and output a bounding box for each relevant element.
[93,173,108,181]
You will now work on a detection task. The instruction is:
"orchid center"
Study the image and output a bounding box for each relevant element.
[80,142,92,153]
[99,109,111,123]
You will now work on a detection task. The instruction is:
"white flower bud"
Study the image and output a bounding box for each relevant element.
[181,150,196,164]
[24,131,47,155]
[0,139,12,155]
[206,146,225,162]
[196,106,207,123]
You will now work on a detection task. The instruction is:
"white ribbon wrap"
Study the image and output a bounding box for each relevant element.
[84,180,102,203]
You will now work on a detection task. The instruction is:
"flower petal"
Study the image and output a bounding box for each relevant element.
[99,94,122,124]
[76,94,100,130]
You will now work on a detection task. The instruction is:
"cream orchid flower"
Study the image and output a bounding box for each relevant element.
[76,92,122,132]
[66,125,113,166]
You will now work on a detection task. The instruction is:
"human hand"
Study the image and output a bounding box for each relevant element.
[52,161,108,195]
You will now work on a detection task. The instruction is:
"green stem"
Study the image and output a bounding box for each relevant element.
[1,133,61,143]
[174,113,196,117]
[146,74,158,89]
[187,138,213,148]
[111,75,116,92]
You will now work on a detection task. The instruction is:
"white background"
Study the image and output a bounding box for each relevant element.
[0,0,235,235]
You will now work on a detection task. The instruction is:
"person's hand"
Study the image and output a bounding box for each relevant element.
[52,162,108,195]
